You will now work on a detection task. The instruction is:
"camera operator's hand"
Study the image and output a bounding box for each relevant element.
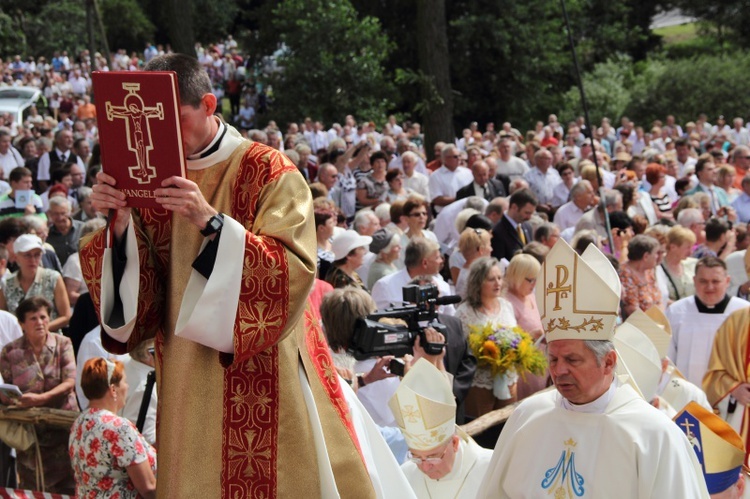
[363,356,397,385]
[412,328,446,371]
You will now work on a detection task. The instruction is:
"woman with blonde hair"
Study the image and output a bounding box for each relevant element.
[717,164,741,201]
[70,358,156,498]
[454,228,492,298]
[658,225,697,304]
[503,254,548,399]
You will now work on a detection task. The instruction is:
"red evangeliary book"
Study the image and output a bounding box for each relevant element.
[92,71,185,209]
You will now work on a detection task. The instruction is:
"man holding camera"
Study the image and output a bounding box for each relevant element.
[371,238,454,314]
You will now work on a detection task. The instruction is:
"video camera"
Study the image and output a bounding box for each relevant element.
[349,283,461,361]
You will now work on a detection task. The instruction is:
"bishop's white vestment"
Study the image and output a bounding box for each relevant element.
[477,382,708,498]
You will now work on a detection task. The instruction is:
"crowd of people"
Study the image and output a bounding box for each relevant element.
[0,41,748,497]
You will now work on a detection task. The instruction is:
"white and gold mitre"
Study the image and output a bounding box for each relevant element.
[628,307,671,359]
[388,359,456,451]
[614,318,663,401]
[536,239,620,342]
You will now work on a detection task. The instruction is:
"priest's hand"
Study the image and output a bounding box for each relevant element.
[731,383,750,405]
[155,176,217,230]
[91,171,131,240]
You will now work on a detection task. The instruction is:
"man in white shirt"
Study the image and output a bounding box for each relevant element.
[0,130,24,181]
[36,129,85,192]
[667,257,750,386]
[371,238,453,314]
[523,148,561,216]
[428,145,473,213]
[730,117,750,146]
[676,138,697,178]
[402,151,430,200]
[553,180,595,231]
[495,138,528,181]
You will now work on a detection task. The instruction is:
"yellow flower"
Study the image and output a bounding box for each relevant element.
[482,340,500,359]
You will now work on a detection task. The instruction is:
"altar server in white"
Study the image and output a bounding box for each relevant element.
[390,359,492,499]
[667,256,750,386]
[478,239,709,498]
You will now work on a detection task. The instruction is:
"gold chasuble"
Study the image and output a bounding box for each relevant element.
[703,307,750,464]
[80,127,375,498]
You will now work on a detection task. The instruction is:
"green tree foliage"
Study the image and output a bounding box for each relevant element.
[100,0,155,54]
[559,57,634,126]
[262,0,395,126]
[625,53,750,124]
[0,0,154,58]
[559,52,750,126]
[448,0,580,130]
[0,12,25,57]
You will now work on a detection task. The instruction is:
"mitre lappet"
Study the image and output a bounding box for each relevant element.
[536,239,620,342]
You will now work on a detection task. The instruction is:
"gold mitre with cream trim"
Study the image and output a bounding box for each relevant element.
[388,359,456,451]
[536,239,620,342]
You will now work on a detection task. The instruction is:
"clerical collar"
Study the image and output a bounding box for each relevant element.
[561,378,618,414]
[188,119,227,160]
[694,294,730,314]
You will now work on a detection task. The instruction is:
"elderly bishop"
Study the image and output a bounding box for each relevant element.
[390,359,492,499]
[478,240,708,498]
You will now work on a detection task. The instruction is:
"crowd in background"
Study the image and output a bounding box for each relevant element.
[2,39,750,495]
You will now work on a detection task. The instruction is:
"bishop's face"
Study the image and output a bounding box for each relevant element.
[548,339,616,405]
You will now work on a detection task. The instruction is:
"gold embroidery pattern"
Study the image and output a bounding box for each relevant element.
[221,143,297,498]
[545,317,604,335]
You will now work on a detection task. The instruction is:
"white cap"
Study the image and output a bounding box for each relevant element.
[536,239,620,342]
[614,321,663,401]
[331,230,372,261]
[13,234,43,254]
[388,359,456,451]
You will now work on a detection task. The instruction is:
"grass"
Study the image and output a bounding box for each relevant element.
[654,22,700,45]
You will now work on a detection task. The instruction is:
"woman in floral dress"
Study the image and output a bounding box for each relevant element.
[69,358,156,499]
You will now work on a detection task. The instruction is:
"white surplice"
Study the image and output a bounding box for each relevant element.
[666,296,750,386]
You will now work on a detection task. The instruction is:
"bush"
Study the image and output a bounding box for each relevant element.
[559,52,750,127]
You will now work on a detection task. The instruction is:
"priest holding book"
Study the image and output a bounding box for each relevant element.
[477,240,709,498]
[83,54,377,498]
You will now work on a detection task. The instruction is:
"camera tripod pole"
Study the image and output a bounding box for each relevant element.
[559,0,615,253]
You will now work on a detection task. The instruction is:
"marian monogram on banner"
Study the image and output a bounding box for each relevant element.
[105,83,165,184]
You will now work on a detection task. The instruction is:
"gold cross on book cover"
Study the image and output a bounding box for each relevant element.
[92,71,185,209]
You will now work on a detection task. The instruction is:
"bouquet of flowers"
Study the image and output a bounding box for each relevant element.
[468,323,547,380]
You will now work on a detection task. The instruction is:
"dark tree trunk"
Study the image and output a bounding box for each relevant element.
[165,0,196,57]
[417,0,454,161]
